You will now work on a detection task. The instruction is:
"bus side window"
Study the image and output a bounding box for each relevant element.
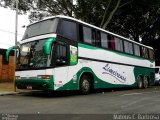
[92,30,101,47]
[133,44,140,56]
[83,26,92,44]
[141,47,148,58]
[55,42,68,66]
[149,49,154,59]
[115,37,123,52]
[101,32,108,48]
[128,42,133,54]
[59,20,77,41]
[124,41,133,55]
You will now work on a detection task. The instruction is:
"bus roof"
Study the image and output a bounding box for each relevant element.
[27,15,153,50]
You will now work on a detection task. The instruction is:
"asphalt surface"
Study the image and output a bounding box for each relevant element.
[0,86,160,119]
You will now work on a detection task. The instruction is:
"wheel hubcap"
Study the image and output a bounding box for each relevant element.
[143,77,148,88]
[82,79,90,92]
[139,81,142,87]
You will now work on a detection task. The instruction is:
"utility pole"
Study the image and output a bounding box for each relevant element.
[14,0,19,92]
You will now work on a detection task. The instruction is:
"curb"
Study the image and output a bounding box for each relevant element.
[0,92,18,96]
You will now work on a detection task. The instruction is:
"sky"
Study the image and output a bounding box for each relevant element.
[0,7,29,49]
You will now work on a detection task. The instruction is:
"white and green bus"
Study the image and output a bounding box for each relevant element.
[6,15,155,94]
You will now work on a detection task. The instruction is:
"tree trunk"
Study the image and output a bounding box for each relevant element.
[100,0,112,28]
[102,0,121,29]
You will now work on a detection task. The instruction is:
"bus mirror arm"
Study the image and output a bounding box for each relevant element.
[44,37,56,55]
[6,45,20,62]
[6,46,16,62]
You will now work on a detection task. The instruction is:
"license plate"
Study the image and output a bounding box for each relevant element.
[27,86,32,90]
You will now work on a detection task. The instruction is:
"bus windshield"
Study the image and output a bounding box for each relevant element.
[17,40,49,69]
[23,18,59,39]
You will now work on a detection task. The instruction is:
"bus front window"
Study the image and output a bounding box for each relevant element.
[23,18,59,40]
[17,40,49,69]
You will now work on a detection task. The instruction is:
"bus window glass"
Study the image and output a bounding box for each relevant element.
[134,44,140,56]
[17,40,48,69]
[124,41,133,54]
[115,37,123,52]
[59,20,77,40]
[149,49,154,59]
[23,18,59,39]
[128,42,133,54]
[101,32,108,48]
[142,47,149,58]
[124,41,129,54]
[56,42,67,66]
[83,26,92,44]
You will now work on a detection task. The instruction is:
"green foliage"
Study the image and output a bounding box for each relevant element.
[1,0,160,64]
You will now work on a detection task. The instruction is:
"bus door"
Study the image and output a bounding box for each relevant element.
[53,41,69,90]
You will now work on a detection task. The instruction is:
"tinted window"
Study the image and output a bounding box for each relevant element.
[124,41,133,54]
[134,44,140,56]
[141,47,149,58]
[56,42,68,66]
[59,20,77,40]
[101,32,108,48]
[83,26,92,44]
[115,37,123,52]
[149,49,154,59]
[23,18,59,39]
[128,42,133,54]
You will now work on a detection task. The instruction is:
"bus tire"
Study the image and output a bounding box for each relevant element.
[143,76,149,89]
[80,75,91,95]
[137,76,143,89]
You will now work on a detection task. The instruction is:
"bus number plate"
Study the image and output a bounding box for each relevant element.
[27,86,32,90]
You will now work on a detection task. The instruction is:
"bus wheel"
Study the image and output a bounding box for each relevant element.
[143,76,149,89]
[80,75,91,95]
[137,76,143,89]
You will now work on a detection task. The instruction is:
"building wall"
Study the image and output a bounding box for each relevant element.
[0,49,15,83]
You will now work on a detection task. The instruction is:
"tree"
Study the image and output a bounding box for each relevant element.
[107,0,160,43]
[1,0,160,64]
[0,0,133,26]
[1,0,160,42]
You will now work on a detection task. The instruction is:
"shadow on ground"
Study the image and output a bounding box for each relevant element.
[16,86,157,98]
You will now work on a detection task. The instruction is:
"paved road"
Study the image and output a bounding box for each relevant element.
[0,86,160,119]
